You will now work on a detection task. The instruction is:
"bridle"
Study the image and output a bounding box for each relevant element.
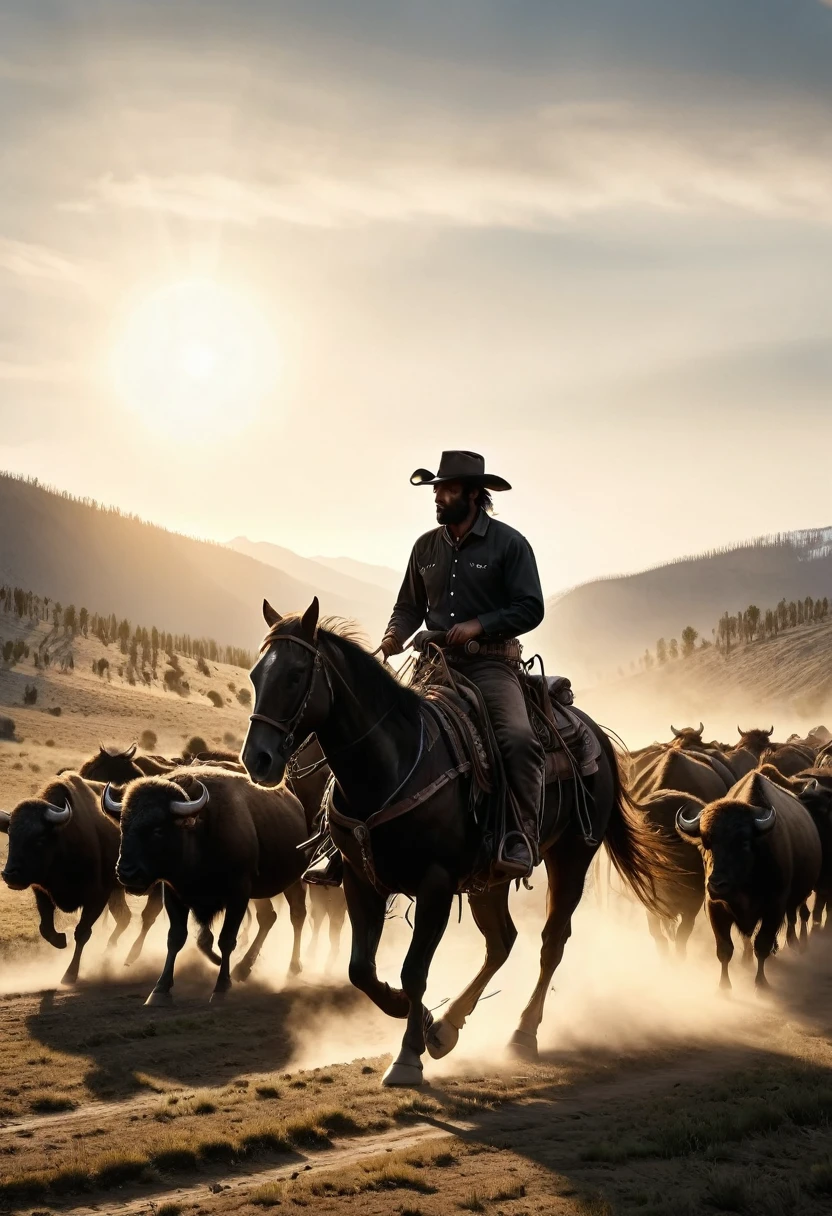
[249,635,331,758]
[249,631,398,767]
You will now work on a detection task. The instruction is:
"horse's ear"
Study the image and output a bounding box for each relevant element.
[263,599,282,628]
[301,597,319,640]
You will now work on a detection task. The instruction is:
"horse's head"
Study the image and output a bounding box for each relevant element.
[242,597,331,786]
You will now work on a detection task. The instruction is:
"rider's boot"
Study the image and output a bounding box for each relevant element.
[303,840,344,888]
[496,829,537,878]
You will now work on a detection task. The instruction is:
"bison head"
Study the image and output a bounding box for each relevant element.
[0,793,73,890]
[798,776,832,825]
[670,723,705,748]
[106,776,209,894]
[79,743,140,784]
[735,726,775,757]
[676,799,775,916]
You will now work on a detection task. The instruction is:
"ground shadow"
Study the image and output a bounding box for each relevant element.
[26,964,367,1102]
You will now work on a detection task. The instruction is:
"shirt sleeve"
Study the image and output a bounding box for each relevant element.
[477,534,545,637]
[385,544,428,643]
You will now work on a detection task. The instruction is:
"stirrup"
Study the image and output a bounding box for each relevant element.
[495,831,536,879]
[303,846,344,888]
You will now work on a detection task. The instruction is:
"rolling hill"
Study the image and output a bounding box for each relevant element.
[533,529,832,686]
[0,474,392,652]
[226,536,395,627]
[579,616,832,751]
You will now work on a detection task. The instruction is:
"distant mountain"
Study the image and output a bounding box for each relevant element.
[227,537,393,629]
[310,555,401,596]
[0,474,391,651]
[531,529,832,686]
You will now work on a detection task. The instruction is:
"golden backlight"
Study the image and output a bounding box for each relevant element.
[112,280,279,437]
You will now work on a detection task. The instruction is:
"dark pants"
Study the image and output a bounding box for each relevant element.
[454,657,545,840]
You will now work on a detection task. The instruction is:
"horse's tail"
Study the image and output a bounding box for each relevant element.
[598,729,677,918]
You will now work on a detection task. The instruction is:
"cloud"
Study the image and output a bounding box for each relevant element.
[74,102,832,230]
[0,237,86,284]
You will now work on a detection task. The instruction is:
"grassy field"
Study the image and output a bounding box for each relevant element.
[1,624,832,1214]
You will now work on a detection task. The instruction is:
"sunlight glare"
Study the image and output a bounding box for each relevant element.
[112,280,279,437]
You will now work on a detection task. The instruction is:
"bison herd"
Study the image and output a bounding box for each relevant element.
[0,740,345,998]
[1,721,831,1002]
[630,722,832,989]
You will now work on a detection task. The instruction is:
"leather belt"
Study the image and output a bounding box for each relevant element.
[447,639,522,662]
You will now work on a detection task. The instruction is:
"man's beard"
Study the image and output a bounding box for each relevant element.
[436,497,471,525]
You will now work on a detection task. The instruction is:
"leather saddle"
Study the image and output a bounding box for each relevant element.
[417,659,600,788]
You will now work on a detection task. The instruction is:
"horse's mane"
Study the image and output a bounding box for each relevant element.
[260,614,423,723]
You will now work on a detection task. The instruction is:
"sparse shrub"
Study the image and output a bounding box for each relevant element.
[0,714,15,740]
[223,731,241,748]
[207,690,223,708]
[228,681,236,692]
[45,739,55,748]
[140,729,158,750]
[184,735,208,760]
[237,687,252,707]
[47,706,61,716]
[197,655,210,676]
[23,685,37,705]
[2,640,12,663]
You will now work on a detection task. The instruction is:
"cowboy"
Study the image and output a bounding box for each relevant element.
[306,450,545,886]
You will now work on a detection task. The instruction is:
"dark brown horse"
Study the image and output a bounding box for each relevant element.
[242,599,668,1087]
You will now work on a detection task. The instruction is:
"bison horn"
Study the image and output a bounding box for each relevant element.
[0,812,10,833]
[170,782,210,818]
[123,742,138,759]
[670,725,682,738]
[698,722,704,735]
[803,778,820,793]
[102,783,123,819]
[767,726,774,736]
[44,800,72,826]
[753,805,777,833]
[676,805,702,835]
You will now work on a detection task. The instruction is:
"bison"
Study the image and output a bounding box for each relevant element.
[0,773,154,983]
[669,723,706,749]
[795,774,832,930]
[676,771,821,990]
[103,767,310,1004]
[77,743,177,783]
[640,789,705,958]
[634,749,729,804]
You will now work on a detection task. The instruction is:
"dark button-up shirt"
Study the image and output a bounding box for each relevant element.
[385,511,545,643]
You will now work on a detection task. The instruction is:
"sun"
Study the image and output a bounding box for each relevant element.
[112,280,279,437]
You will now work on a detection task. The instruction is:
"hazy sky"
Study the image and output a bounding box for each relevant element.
[1,1,831,597]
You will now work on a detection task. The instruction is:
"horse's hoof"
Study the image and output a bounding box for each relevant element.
[382,1060,424,1088]
[231,964,251,983]
[287,961,303,977]
[144,990,173,1007]
[209,989,229,1004]
[426,1016,459,1060]
[508,1030,538,1062]
[49,933,67,950]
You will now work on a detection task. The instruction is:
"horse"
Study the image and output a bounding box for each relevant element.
[242,598,670,1087]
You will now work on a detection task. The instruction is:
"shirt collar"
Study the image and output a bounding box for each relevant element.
[443,509,491,547]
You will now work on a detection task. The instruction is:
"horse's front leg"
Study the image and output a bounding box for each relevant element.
[383,863,454,1088]
[344,864,409,1019]
[426,885,517,1060]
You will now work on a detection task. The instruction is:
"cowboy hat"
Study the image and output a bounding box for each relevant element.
[409,450,511,492]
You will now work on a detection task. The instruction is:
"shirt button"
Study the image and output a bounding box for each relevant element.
[450,613,455,618]
[450,591,454,596]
